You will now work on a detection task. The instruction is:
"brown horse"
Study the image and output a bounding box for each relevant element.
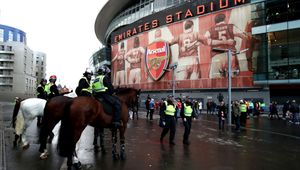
[39,96,73,159]
[57,88,140,169]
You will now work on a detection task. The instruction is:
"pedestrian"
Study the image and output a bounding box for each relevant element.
[160,95,177,145]
[290,100,299,124]
[149,98,155,120]
[232,100,241,131]
[193,100,199,118]
[145,95,151,119]
[282,100,290,120]
[199,101,203,115]
[176,98,182,122]
[217,101,227,130]
[36,78,47,127]
[181,97,195,145]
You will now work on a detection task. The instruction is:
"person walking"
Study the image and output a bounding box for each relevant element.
[240,100,247,127]
[217,101,227,130]
[145,95,151,119]
[181,97,195,145]
[232,100,241,131]
[290,100,299,124]
[149,98,155,121]
[160,95,177,145]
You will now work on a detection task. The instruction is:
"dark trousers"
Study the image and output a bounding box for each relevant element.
[160,116,176,143]
[183,117,192,142]
[218,117,225,130]
[235,115,240,130]
[97,93,121,122]
[149,109,154,120]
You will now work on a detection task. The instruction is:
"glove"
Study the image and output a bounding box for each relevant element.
[183,118,187,122]
[162,121,166,126]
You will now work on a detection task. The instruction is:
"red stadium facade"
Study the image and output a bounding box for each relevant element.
[111,1,256,92]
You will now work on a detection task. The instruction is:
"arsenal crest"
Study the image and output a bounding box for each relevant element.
[145,41,170,81]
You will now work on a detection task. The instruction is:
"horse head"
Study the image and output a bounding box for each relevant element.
[116,87,140,108]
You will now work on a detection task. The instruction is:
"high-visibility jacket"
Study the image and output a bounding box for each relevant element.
[240,103,247,113]
[45,83,54,95]
[81,77,92,94]
[164,101,176,116]
[183,103,193,117]
[92,75,107,93]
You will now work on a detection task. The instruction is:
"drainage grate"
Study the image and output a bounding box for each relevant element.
[0,130,6,170]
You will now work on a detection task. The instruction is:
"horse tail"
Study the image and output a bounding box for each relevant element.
[11,97,22,128]
[57,101,75,157]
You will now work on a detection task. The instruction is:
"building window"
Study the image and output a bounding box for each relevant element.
[0,29,4,42]
[17,33,21,42]
[8,31,14,41]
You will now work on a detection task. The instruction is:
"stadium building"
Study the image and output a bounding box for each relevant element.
[94,0,300,106]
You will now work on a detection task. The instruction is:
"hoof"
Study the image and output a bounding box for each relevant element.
[73,162,82,169]
[22,143,30,150]
[120,152,126,160]
[112,153,119,160]
[40,152,49,160]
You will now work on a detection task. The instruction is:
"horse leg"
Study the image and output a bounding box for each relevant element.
[99,128,106,153]
[93,127,99,152]
[72,151,82,170]
[13,134,19,148]
[39,126,50,159]
[21,121,32,149]
[111,129,119,160]
[48,131,55,143]
[119,127,126,160]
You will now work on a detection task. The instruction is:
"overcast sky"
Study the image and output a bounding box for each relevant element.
[0,0,108,89]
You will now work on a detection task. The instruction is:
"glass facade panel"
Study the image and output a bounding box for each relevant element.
[253,28,300,81]
[252,0,300,27]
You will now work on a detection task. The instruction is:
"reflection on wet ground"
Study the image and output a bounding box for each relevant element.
[1,104,300,170]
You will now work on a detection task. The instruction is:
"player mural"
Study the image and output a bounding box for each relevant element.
[111,2,257,90]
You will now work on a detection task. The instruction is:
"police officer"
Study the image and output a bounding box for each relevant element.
[239,100,247,126]
[160,95,177,145]
[92,65,122,128]
[76,69,93,96]
[36,78,47,126]
[181,96,195,145]
[45,75,60,99]
[37,79,47,99]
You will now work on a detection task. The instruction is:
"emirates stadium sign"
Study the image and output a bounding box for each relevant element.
[145,41,170,81]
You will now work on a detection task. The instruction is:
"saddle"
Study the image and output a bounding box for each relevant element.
[96,98,114,115]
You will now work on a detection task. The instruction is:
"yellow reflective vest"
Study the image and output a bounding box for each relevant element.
[164,101,176,116]
[183,103,193,117]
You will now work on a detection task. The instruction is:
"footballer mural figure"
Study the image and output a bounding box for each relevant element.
[169,19,207,80]
[125,36,145,84]
[205,13,249,78]
[112,41,126,85]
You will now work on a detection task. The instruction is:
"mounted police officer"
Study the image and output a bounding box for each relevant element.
[181,96,195,145]
[92,65,122,128]
[160,95,177,145]
[37,78,47,99]
[36,78,47,126]
[45,75,60,99]
[76,69,93,97]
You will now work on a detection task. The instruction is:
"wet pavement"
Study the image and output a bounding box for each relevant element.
[1,102,300,170]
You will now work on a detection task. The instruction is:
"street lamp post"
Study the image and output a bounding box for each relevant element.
[164,63,177,97]
[171,65,177,97]
[212,48,232,126]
